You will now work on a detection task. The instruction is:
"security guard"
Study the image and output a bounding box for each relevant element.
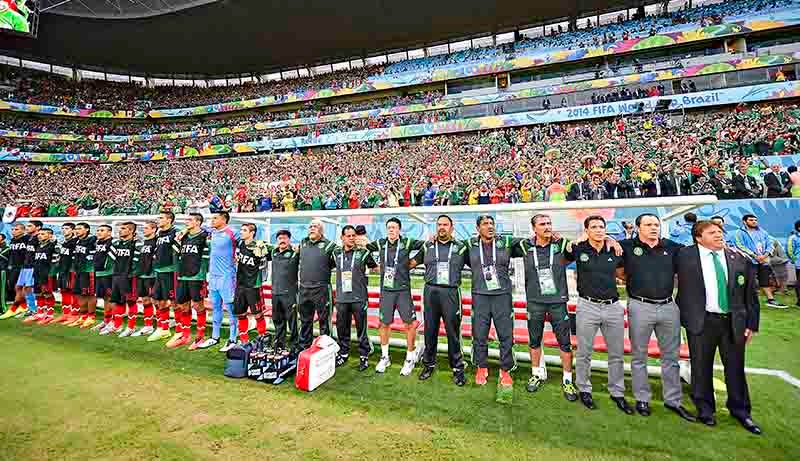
[410,215,468,386]
[619,213,696,421]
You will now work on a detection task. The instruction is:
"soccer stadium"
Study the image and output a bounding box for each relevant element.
[0,0,799,459]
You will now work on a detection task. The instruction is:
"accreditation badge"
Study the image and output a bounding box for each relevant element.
[436,262,450,285]
[383,266,396,289]
[537,268,557,295]
[341,271,353,293]
[483,265,500,291]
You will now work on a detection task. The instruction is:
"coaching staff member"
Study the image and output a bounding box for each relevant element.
[675,220,761,434]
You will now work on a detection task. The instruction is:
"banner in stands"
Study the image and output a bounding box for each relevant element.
[2,81,800,163]
[0,8,797,120]
[1,54,796,144]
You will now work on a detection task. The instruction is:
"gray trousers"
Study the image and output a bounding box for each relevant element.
[575,298,625,397]
[627,298,683,406]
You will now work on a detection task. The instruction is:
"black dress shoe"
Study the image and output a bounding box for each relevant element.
[635,401,651,416]
[611,396,635,415]
[698,415,717,427]
[453,369,466,387]
[357,357,369,372]
[418,366,435,381]
[665,404,697,423]
[579,392,596,410]
[735,417,762,435]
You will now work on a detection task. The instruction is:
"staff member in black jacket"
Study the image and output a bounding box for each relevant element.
[675,220,761,434]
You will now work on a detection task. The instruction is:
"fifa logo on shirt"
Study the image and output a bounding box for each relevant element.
[116,248,131,257]
[60,246,70,256]
[97,244,108,252]
[236,253,256,267]
[181,244,200,254]
[141,245,152,254]
[35,252,49,261]
[10,242,26,251]
[156,236,171,246]
[74,246,87,255]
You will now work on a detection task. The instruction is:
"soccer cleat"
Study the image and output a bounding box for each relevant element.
[118,328,134,338]
[399,358,415,376]
[219,340,237,353]
[358,357,369,372]
[80,318,97,329]
[146,328,172,342]
[0,308,20,320]
[89,321,107,332]
[562,381,578,402]
[23,313,43,324]
[375,356,391,373]
[766,299,788,309]
[526,375,544,393]
[99,324,118,336]
[15,311,28,319]
[52,314,69,324]
[499,370,513,387]
[132,326,155,337]
[37,316,54,325]
[165,333,185,348]
[195,337,220,350]
[187,337,205,351]
[475,368,488,386]
[66,317,85,327]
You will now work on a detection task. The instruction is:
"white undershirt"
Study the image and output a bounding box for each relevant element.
[698,245,728,313]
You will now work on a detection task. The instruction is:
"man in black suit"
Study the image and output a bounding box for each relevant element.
[567,176,588,201]
[732,164,763,199]
[603,172,628,199]
[763,164,791,198]
[674,220,762,434]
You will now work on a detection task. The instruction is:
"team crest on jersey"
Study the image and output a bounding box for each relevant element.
[633,247,643,256]
[737,274,745,286]
[317,242,325,249]
[579,253,589,262]
[496,240,505,249]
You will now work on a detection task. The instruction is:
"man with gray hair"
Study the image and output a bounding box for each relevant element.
[764,163,791,198]
[297,219,337,352]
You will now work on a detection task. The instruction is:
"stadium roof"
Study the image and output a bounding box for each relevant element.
[6,0,662,76]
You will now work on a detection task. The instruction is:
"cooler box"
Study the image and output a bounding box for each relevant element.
[295,335,340,392]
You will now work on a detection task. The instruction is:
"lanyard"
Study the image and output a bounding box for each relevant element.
[478,239,496,267]
[385,239,401,268]
[531,241,555,269]
[435,241,453,262]
[340,249,356,272]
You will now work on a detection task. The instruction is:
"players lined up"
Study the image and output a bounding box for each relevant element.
[0,211,762,434]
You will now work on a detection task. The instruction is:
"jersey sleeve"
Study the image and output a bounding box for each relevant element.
[510,238,527,258]
[408,238,425,251]
[364,252,379,269]
[462,240,473,267]
[411,245,426,266]
[365,240,380,252]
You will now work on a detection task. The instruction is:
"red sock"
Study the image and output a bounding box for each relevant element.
[46,298,55,317]
[143,303,154,327]
[195,309,206,337]
[113,304,125,329]
[255,317,266,336]
[103,307,112,324]
[181,310,190,336]
[127,302,138,329]
[60,293,70,315]
[36,300,45,315]
[238,317,249,343]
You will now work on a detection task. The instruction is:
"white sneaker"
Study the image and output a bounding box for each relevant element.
[375,356,391,373]
[219,340,237,353]
[400,358,415,376]
[196,337,220,350]
[90,321,108,332]
[99,324,118,336]
[414,344,425,364]
[118,328,134,338]
[131,326,155,337]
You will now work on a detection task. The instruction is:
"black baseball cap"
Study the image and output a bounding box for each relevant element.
[276,229,292,238]
[355,225,367,235]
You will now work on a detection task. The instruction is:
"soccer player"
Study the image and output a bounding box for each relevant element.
[267,229,299,353]
[67,222,98,329]
[362,217,425,376]
[410,215,468,386]
[53,223,79,324]
[463,215,521,390]
[131,221,158,337]
[233,223,269,344]
[90,225,114,332]
[147,212,180,342]
[333,225,378,371]
[0,224,27,320]
[170,213,210,350]
[0,234,8,314]
[16,220,42,321]
[297,219,337,352]
[101,222,139,336]
[510,214,577,400]
[196,211,240,351]
[26,228,59,325]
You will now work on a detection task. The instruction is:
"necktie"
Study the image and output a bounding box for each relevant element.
[711,251,729,313]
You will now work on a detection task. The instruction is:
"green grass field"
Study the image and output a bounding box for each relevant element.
[0,292,798,461]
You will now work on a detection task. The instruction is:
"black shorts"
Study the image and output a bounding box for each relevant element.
[73,272,95,296]
[233,286,262,316]
[379,289,415,325]
[153,272,176,302]
[95,275,112,299]
[59,272,75,292]
[176,279,206,304]
[136,277,156,299]
[110,274,135,304]
[3,269,18,300]
[756,264,774,288]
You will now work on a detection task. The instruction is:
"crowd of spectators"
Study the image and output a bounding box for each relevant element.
[0,0,790,112]
[1,102,799,217]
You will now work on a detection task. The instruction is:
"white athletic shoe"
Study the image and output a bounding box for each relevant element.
[400,358,415,376]
[118,328,134,338]
[90,321,108,332]
[99,324,118,336]
[219,340,237,353]
[131,326,155,337]
[196,337,220,350]
[375,356,391,374]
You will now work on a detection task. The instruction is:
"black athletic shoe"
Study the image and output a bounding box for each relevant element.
[419,366,434,381]
[453,369,466,387]
[357,357,369,372]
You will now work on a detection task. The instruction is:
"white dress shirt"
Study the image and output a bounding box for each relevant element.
[698,245,728,313]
